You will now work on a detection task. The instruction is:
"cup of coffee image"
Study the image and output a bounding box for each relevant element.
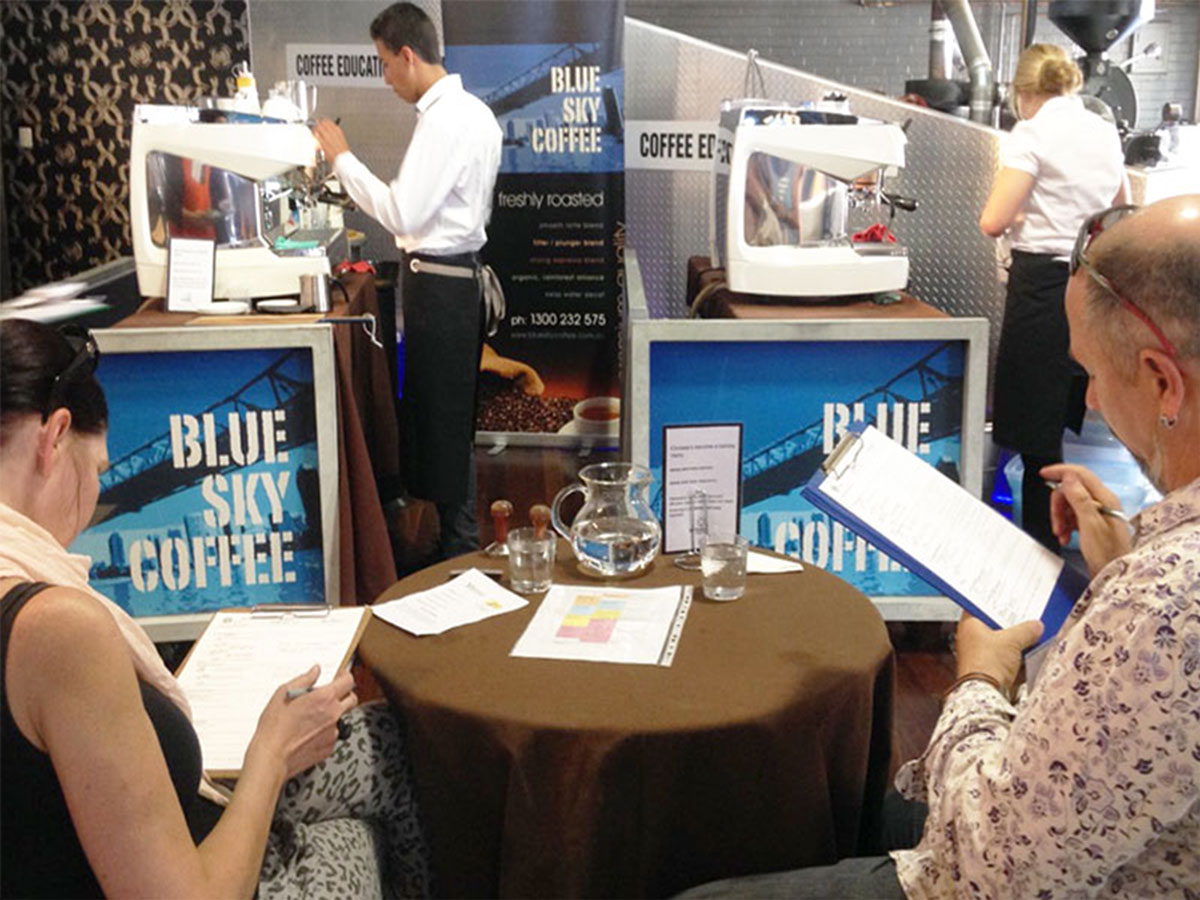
[571,396,621,435]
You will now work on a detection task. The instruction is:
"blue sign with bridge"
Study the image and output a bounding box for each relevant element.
[648,338,966,598]
[71,345,327,620]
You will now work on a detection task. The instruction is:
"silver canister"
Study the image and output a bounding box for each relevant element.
[299,273,331,312]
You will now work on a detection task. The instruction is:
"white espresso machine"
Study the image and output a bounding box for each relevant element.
[129,104,344,301]
[713,99,911,297]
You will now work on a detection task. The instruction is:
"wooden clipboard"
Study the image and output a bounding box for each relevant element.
[175,605,371,778]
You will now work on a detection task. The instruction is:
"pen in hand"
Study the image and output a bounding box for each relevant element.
[1044,480,1130,522]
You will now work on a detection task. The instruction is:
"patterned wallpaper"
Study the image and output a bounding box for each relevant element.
[0,0,249,294]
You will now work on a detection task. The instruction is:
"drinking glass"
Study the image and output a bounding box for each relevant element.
[699,535,749,601]
[507,527,556,593]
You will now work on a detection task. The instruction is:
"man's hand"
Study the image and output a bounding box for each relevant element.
[480,343,545,395]
[312,119,351,164]
[1041,463,1132,577]
[955,612,1043,696]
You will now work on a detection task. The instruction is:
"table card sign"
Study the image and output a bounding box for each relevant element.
[166,236,216,311]
[661,423,743,553]
[511,584,693,666]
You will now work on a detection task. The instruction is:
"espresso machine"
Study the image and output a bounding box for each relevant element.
[712,99,912,297]
[129,104,344,302]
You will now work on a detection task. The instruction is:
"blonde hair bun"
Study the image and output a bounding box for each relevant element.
[1014,43,1084,97]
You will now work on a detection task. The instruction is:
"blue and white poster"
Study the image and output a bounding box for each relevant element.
[648,339,967,598]
[445,0,625,437]
[70,346,328,618]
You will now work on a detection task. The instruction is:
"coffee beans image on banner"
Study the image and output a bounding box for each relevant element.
[476,374,575,433]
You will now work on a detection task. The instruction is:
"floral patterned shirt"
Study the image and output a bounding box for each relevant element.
[892,476,1200,899]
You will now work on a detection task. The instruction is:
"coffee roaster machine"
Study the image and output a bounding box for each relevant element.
[1049,0,1154,132]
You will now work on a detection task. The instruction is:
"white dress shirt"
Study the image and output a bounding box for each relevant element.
[1000,94,1125,257]
[334,73,502,256]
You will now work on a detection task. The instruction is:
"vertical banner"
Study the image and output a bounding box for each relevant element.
[443,0,625,441]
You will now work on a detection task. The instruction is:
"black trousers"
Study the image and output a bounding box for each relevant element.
[992,251,1086,550]
[398,251,484,556]
[676,793,925,898]
[992,251,1086,457]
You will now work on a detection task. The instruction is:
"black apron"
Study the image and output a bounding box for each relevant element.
[992,249,1087,458]
[398,251,484,505]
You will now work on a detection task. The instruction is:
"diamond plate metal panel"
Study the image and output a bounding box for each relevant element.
[626,18,1006,373]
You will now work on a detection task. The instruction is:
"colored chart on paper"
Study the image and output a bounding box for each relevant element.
[555,595,626,643]
[511,584,692,666]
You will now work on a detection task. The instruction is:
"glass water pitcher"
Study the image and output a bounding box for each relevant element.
[551,462,662,578]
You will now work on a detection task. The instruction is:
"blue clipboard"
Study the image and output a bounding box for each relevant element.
[801,424,1086,647]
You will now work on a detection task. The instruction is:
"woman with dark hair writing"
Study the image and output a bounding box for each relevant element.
[0,318,430,899]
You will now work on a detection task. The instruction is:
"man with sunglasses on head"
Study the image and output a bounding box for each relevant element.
[680,196,1200,898]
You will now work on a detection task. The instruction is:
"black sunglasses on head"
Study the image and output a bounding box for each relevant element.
[43,325,100,421]
[1070,204,1178,359]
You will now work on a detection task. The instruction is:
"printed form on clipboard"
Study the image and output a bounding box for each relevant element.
[175,605,371,778]
[802,425,1087,645]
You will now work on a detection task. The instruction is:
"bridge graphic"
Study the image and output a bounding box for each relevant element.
[740,341,962,507]
[653,341,963,512]
[94,349,316,524]
[483,43,611,118]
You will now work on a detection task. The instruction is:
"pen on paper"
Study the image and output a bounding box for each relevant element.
[286,687,312,701]
[1043,480,1130,522]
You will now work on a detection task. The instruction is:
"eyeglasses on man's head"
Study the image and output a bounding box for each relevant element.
[1070,204,1178,360]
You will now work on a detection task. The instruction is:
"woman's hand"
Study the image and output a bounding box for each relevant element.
[247,666,358,781]
[1041,463,1132,577]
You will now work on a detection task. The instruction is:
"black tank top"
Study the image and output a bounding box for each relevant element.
[1,582,223,898]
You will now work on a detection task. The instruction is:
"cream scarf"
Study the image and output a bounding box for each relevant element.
[0,501,228,805]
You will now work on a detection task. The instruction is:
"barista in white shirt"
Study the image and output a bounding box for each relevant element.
[978,43,1128,552]
[314,1,502,559]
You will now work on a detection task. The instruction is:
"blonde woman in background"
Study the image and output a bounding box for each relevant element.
[979,43,1128,551]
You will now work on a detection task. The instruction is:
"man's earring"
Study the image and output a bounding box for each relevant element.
[1160,414,1178,429]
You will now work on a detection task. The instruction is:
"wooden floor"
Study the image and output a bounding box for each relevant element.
[472,443,957,775]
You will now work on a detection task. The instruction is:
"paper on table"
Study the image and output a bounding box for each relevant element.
[175,606,369,775]
[371,568,528,636]
[747,550,803,574]
[815,426,1061,629]
[510,583,691,666]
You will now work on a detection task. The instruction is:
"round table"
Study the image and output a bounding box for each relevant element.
[359,542,894,899]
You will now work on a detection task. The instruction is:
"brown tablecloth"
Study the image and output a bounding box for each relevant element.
[360,545,894,898]
[687,255,947,319]
[113,272,398,603]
